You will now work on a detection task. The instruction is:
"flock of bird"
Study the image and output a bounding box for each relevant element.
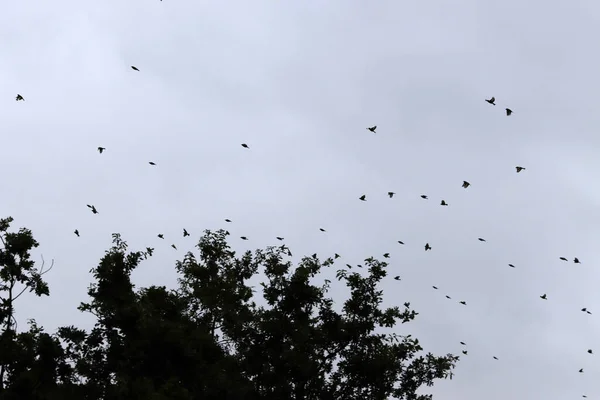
[13,70,592,398]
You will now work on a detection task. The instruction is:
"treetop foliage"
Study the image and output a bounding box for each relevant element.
[0,216,457,399]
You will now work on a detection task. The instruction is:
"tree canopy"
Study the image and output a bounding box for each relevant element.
[0,216,458,399]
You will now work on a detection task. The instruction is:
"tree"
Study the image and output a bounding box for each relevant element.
[0,217,74,400]
[0,217,458,399]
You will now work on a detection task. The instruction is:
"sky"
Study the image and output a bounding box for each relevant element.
[1,0,600,398]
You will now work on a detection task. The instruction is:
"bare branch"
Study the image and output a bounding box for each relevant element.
[11,286,28,302]
[39,255,55,276]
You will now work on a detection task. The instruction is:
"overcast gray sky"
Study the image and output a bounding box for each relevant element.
[2,0,600,398]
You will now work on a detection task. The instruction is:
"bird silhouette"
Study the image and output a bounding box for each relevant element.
[462,350,468,355]
[440,200,448,206]
[74,229,79,237]
[574,257,581,264]
[421,195,428,199]
[506,108,513,116]
[383,253,390,258]
[581,308,592,315]
[97,147,105,154]
[158,234,164,239]
[183,229,190,237]
[225,219,232,222]
[460,341,466,345]
[319,228,326,232]
[588,349,593,354]
[485,96,496,105]
[459,301,467,305]
[579,368,584,373]
[171,244,177,250]
[240,236,248,240]
[425,243,431,251]
[508,264,516,268]
[388,192,395,198]
[15,94,24,101]
[433,286,438,290]
[241,143,249,149]
[394,276,401,281]
[87,205,98,214]
[462,181,470,188]
[149,162,156,166]
[478,238,486,242]
[516,166,526,173]
[367,126,377,133]
[276,237,284,241]
[359,195,366,201]
[493,356,498,360]
[334,253,340,259]
[540,294,547,300]
[559,257,568,261]
[146,247,154,256]
[398,240,405,245]
[131,66,139,71]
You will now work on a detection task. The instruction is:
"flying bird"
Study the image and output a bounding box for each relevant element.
[462,350,468,355]
[146,247,154,256]
[505,108,513,116]
[241,143,249,149]
[15,94,24,101]
[359,195,366,201]
[425,243,431,251]
[149,162,156,166]
[508,264,516,268]
[158,234,164,239]
[540,294,547,300]
[319,228,326,232]
[383,253,390,258]
[225,219,232,222]
[440,200,448,206]
[276,237,284,241]
[574,257,581,264]
[579,368,584,373]
[74,229,79,237]
[588,349,593,354]
[516,166,526,173]
[485,96,496,105]
[171,244,177,250]
[394,276,401,281]
[334,253,340,259]
[367,126,377,133]
[240,236,248,240]
[446,295,451,299]
[86,204,98,214]
[398,240,404,245]
[478,238,486,242]
[559,257,568,261]
[582,308,592,315]
[97,147,105,154]
[421,195,428,199]
[493,356,498,360]
[460,342,466,345]
[388,192,395,198]
[459,301,466,305]
[432,286,438,290]
[462,181,470,188]
[183,229,190,237]
[131,66,139,71]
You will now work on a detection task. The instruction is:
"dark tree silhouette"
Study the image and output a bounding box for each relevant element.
[0,217,458,399]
